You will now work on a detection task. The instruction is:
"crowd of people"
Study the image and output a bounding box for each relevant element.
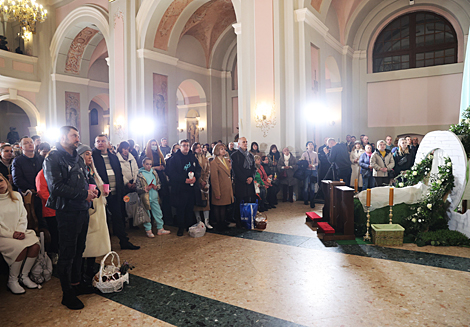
[0,127,420,310]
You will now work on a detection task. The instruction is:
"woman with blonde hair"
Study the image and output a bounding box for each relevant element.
[0,173,40,294]
[210,144,234,231]
[77,144,111,281]
[370,140,395,186]
[393,138,414,179]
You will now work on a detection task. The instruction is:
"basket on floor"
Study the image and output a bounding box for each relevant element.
[93,251,129,293]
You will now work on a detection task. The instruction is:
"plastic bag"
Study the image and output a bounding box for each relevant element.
[125,192,139,219]
[30,232,53,284]
[133,197,151,226]
[240,200,258,230]
[189,221,206,238]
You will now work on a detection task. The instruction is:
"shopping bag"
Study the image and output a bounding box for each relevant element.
[30,232,53,284]
[133,197,151,226]
[240,200,258,230]
[189,222,206,238]
[125,192,139,219]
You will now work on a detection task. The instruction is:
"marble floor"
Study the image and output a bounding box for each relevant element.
[1,201,470,327]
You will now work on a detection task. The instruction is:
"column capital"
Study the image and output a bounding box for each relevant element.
[232,23,241,35]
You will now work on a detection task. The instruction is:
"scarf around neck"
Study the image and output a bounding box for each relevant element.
[284,153,291,166]
[238,148,254,169]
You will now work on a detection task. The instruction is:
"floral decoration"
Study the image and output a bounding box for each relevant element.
[396,155,454,235]
[450,105,470,158]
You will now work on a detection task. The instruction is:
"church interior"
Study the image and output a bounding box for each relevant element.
[1,0,470,326]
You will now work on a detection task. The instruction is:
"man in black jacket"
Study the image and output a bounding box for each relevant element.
[44,126,98,310]
[92,134,139,250]
[231,137,256,227]
[167,139,201,236]
[12,136,44,227]
[324,138,352,185]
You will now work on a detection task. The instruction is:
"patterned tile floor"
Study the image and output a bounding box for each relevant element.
[1,201,470,326]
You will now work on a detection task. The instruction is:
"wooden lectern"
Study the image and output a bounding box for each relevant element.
[321,180,345,222]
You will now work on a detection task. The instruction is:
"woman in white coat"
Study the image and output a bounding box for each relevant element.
[117,141,139,192]
[350,141,365,190]
[77,144,111,280]
[0,173,40,294]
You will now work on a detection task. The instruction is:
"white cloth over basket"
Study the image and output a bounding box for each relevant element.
[357,182,429,212]
[93,251,129,293]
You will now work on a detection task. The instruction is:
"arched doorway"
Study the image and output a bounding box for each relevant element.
[89,93,110,143]
[0,101,31,142]
[177,79,207,145]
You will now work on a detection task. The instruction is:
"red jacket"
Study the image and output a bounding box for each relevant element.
[257,166,271,189]
[35,169,56,218]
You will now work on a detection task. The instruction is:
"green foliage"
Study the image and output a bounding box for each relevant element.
[416,229,470,247]
[449,105,470,157]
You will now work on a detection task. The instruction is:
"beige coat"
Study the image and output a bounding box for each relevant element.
[371,150,395,177]
[210,157,234,206]
[136,169,161,210]
[194,154,210,211]
[350,149,365,187]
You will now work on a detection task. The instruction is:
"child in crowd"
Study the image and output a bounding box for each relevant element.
[136,158,170,237]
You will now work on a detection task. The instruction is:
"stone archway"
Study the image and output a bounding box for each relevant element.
[0,94,40,130]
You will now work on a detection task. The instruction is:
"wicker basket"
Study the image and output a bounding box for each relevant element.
[93,251,129,293]
[371,224,405,246]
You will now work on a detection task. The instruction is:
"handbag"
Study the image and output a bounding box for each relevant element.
[133,197,151,226]
[195,183,208,207]
[125,192,139,219]
[398,156,408,166]
[29,232,53,284]
[240,200,258,230]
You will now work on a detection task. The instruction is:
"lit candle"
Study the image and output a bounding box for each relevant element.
[354,179,358,193]
[366,189,371,207]
[389,187,394,206]
[340,179,343,182]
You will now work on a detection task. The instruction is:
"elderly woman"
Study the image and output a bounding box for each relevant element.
[277,147,298,202]
[393,138,414,180]
[350,141,364,190]
[0,173,40,294]
[370,140,395,187]
[210,144,234,231]
[359,145,375,189]
[77,144,111,280]
[192,143,212,229]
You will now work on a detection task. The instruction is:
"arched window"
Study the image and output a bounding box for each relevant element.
[90,109,98,126]
[373,11,457,73]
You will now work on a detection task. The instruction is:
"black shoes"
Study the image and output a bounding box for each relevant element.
[72,283,95,296]
[304,201,309,205]
[120,242,140,250]
[62,290,84,310]
[177,228,184,236]
[310,203,316,208]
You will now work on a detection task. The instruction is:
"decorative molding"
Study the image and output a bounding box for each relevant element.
[177,102,208,110]
[232,23,241,35]
[177,61,211,76]
[0,75,41,92]
[294,8,328,37]
[343,46,355,58]
[0,51,38,64]
[137,48,178,66]
[51,73,110,89]
[353,50,367,59]
[325,87,343,93]
[114,9,124,28]
[325,33,343,54]
[89,80,110,89]
[51,73,89,85]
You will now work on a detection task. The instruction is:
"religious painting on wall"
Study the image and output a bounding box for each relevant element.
[187,119,199,145]
[153,73,168,139]
[65,92,80,132]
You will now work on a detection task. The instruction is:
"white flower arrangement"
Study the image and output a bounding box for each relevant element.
[399,182,404,187]
[413,171,418,176]
[412,218,417,223]
[447,162,452,167]
[427,203,432,210]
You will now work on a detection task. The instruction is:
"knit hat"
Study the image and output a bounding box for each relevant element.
[77,143,92,156]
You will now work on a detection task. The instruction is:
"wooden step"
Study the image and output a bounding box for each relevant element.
[317,222,335,234]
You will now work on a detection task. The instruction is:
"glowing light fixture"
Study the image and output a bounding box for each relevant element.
[255,102,276,137]
[0,0,48,34]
